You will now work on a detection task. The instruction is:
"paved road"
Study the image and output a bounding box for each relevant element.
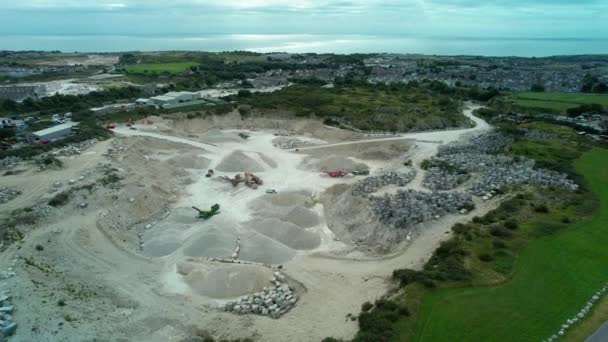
[586,320,608,342]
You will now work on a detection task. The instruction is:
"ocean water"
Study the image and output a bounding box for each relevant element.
[0,34,606,57]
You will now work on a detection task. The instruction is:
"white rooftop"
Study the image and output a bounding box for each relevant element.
[33,122,78,137]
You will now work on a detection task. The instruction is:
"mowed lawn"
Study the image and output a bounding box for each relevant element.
[411,148,608,342]
[512,92,608,112]
[125,62,198,73]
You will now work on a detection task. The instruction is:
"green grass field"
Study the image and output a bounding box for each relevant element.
[125,62,199,74]
[409,148,608,342]
[512,92,608,112]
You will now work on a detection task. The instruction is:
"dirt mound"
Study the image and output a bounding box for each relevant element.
[181,226,236,258]
[283,206,320,228]
[321,184,402,252]
[166,154,210,170]
[215,150,266,172]
[247,218,321,250]
[239,232,297,264]
[300,155,369,172]
[177,261,273,299]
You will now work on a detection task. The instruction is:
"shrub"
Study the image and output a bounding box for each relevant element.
[478,253,494,262]
[237,104,252,117]
[504,220,518,230]
[492,240,507,249]
[361,302,373,312]
[472,216,483,224]
[35,244,44,251]
[57,299,66,306]
[561,217,572,224]
[392,269,420,286]
[420,159,432,170]
[534,204,549,213]
[48,192,71,207]
[452,223,474,234]
[398,305,410,316]
[490,227,512,238]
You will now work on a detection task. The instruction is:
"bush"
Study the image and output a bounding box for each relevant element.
[472,216,483,224]
[48,192,71,207]
[561,217,572,224]
[361,302,373,312]
[35,244,44,251]
[492,240,508,249]
[490,227,512,238]
[452,223,472,234]
[504,220,518,230]
[237,104,252,117]
[534,204,549,213]
[478,253,494,262]
[392,269,420,286]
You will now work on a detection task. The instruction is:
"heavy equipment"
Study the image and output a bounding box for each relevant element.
[326,169,348,177]
[192,204,220,219]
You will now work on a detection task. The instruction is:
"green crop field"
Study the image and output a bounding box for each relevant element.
[512,92,608,112]
[125,62,199,74]
[409,148,608,342]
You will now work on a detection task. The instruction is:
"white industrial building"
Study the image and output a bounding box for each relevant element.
[28,122,79,143]
[143,91,206,109]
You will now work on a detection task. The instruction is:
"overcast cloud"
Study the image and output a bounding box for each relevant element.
[0,0,605,38]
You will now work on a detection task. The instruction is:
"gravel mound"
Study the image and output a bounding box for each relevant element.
[167,154,211,170]
[216,150,266,172]
[247,218,321,250]
[182,226,236,258]
[283,206,320,228]
[239,232,297,264]
[178,262,273,299]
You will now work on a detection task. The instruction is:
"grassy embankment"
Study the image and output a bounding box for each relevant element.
[391,146,607,342]
[238,83,469,132]
[125,62,199,74]
[511,92,608,112]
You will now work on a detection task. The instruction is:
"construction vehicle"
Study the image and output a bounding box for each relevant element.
[351,170,370,176]
[238,133,250,140]
[105,124,115,129]
[326,169,348,177]
[192,204,220,219]
[265,189,277,194]
[220,172,263,189]
[205,169,214,178]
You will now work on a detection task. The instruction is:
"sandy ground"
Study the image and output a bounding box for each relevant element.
[0,103,497,341]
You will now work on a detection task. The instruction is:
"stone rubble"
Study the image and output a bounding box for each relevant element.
[369,189,474,229]
[51,139,97,157]
[423,166,469,191]
[223,271,298,319]
[0,292,16,338]
[0,187,21,204]
[424,132,578,196]
[352,171,416,197]
[0,157,20,170]
[273,137,316,150]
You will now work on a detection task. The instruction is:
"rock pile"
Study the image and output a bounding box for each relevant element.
[0,293,16,338]
[0,188,21,204]
[544,282,607,342]
[0,293,17,338]
[352,171,416,197]
[424,132,578,196]
[273,137,315,150]
[370,190,473,229]
[52,139,96,157]
[224,270,298,319]
[0,157,20,170]
[423,167,469,190]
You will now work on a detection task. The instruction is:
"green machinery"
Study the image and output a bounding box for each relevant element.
[192,204,220,219]
[351,170,370,176]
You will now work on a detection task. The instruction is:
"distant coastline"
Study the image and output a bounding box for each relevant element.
[0,34,607,56]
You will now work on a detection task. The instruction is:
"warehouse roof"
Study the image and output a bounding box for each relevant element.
[33,122,79,137]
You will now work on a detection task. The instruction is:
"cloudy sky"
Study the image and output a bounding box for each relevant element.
[0,0,606,38]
